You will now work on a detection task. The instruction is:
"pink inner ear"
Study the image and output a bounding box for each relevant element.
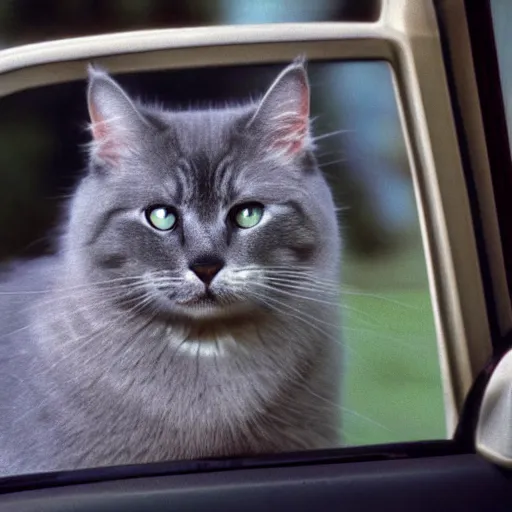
[272,122,307,154]
[89,103,122,166]
[269,90,309,156]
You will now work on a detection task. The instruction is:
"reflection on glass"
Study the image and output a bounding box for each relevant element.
[0,60,443,477]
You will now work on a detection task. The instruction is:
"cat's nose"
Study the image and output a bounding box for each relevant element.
[189,256,225,285]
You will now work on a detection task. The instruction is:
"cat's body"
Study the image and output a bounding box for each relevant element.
[0,61,342,475]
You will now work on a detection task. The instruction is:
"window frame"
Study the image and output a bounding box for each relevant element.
[0,0,492,432]
[3,454,512,512]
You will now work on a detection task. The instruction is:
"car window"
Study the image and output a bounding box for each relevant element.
[0,57,445,476]
[0,0,485,479]
[491,0,512,155]
[0,0,380,48]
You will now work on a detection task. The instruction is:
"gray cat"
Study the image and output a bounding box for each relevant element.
[0,59,342,476]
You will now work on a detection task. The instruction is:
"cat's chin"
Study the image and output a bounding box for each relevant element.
[171,301,254,321]
[156,292,255,322]
[149,280,260,322]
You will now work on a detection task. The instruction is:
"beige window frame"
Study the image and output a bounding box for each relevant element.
[0,0,501,437]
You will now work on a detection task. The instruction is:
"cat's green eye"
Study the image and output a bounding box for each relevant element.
[146,206,177,231]
[232,203,264,229]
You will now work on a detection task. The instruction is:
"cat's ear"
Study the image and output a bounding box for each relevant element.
[87,65,147,167]
[248,58,312,158]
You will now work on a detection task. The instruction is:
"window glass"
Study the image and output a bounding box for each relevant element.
[491,0,512,148]
[0,0,380,48]
[0,60,444,476]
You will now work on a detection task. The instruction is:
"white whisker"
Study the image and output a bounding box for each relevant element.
[313,129,353,142]
[240,280,340,306]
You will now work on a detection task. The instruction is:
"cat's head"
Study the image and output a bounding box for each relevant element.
[66,60,340,322]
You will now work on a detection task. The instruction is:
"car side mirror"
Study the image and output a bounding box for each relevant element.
[476,348,512,467]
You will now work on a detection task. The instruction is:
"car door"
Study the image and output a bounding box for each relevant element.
[0,0,511,510]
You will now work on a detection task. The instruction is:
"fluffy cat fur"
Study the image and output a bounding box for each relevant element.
[0,59,342,475]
